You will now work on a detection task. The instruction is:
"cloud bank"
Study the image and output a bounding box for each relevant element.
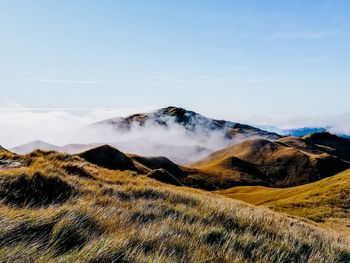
[1,109,350,164]
[0,108,237,164]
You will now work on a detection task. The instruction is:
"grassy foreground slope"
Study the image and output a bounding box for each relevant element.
[220,169,350,230]
[0,149,349,262]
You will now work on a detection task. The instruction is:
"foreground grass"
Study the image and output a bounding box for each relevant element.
[0,150,349,262]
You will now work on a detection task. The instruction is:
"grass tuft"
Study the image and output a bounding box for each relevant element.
[49,211,103,255]
[64,164,94,179]
[0,172,74,207]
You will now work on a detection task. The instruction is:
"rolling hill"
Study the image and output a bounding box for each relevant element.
[193,135,350,187]
[75,145,234,190]
[73,133,350,191]
[219,169,350,234]
[0,147,349,262]
[10,132,350,191]
[302,132,350,162]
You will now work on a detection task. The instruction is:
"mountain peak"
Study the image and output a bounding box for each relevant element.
[93,106,281,140]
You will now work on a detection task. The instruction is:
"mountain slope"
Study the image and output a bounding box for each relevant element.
[219,169,350,233]
[193,137,350,187]
[9,107,281,164]
[74,132,350,191]
[302,132,350,162]
[93,106,281,140]
[0,149,348,262]
[78,145,139,172]
[128,154,187,178]
[78,146,248,190]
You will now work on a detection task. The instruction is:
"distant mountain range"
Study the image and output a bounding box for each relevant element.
[11,107,281,163]
[10,140,102,155]
[10,107,349,164]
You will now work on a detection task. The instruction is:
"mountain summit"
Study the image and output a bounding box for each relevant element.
[93,106,281,140]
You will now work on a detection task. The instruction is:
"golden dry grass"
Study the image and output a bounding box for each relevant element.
[193,138,350,188]
[219,169,350,234]
[0,150,349,262]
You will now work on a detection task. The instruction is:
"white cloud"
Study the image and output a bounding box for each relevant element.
[1,109,350,164]
[231,113,350,136]
[0,108,248,164]
[0,108,153,148]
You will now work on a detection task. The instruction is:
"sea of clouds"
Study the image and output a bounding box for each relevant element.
[1,108,349,164]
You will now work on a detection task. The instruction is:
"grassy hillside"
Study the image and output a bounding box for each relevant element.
[193,138,349,187]
[303,132,350,162]
[0,149,349,262]
[219,169,350,233]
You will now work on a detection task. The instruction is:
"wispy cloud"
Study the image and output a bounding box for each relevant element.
[268,30,338,40]
[25,79,103,84]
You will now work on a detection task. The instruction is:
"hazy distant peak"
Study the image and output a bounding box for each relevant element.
[10,140,59,154]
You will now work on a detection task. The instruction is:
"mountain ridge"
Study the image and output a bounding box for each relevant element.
[93,106,281,140]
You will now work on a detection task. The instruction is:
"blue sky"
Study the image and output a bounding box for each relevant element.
[0,0,349,119]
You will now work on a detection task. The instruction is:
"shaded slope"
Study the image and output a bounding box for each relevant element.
[128,154,269,190]
[78,145,138,172]
[146,169,183,186]
[129,155,187,178]
[303,132,350,162]
[276,136,326,154]
[193,138,350,187]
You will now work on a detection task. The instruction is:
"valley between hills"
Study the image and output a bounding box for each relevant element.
[0,107,350,262]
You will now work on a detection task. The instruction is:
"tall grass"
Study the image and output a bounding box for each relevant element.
[0,151,349,262]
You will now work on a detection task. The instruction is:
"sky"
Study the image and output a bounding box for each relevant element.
[0,0,350,119]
